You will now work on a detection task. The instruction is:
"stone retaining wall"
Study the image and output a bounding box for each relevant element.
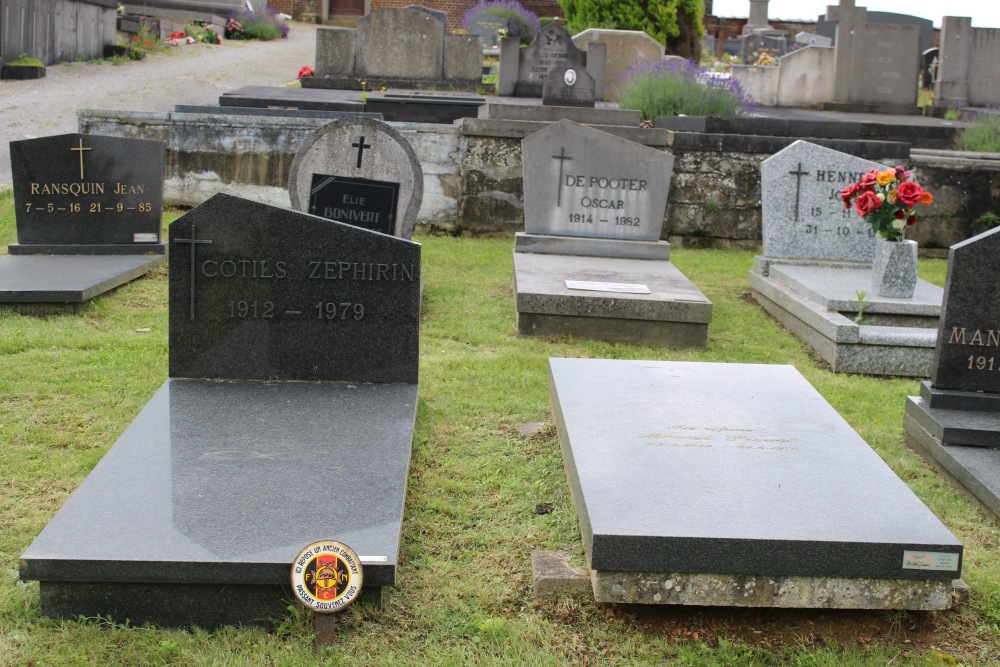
[78,110,999,253]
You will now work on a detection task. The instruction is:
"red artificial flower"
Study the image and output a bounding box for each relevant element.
[840,183,859,201]
[855,191,882,217]
[859,169,880,188]
[897,181,923,207]
[907,215,917,225]
[298,65,315,78]
[894,209,905,219]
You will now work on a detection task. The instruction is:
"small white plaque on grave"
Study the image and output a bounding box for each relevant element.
[565,280,650,294]
[901,551,960,572]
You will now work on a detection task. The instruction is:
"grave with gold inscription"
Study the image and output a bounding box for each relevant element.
[19,194,421,628]
[2,133,166,303]
[905,227,1000,520]
[514,119,711,347]
[550,358,964,609]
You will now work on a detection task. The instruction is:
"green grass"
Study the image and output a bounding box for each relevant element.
[1,190,998,664]
[956,114,1000,152]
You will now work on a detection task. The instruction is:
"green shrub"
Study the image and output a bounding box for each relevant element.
[7,54,44,67]
[956,114,1000,153]
[612,58,753,121]
[558,0,704,58]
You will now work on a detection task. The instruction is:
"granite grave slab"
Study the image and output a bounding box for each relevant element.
[20,194,422,628]
[550,358,963,609]
[751,141,942,376]
[1,133,166,303]
[514,120,710,347]
[288,118,423,239]
[219,85,367,112]
[363,91,485,124]
[905,227,1000,519]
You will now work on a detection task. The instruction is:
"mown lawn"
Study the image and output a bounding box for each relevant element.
[1,189,998,665]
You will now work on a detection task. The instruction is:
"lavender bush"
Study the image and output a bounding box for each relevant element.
[611,58,754,121]
[462,0,540,46]
[228,7,289,40]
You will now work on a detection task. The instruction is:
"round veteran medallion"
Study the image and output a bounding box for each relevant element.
[291,540,363,613]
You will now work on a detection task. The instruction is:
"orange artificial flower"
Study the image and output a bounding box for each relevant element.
[919,190,933,205]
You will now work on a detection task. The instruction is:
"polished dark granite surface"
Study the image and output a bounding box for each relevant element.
[550,359,963,579]
[20,378,418,588]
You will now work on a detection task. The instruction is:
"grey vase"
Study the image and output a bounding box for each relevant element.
[871,237,917,298]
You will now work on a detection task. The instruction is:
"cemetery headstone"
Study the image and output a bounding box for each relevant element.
[356,8,443,80]
[20,194,422,627]
[795,32,832,47]
[849,23,920,106]
[760,140,884,262]
[9,133,164,251]
[516,22,588,98]
[514,120,711,348]
[552,358,963,609]
[904,227,1000,518]
[467,11,507,47]
[571,29,664,96]
[741,33,786,65]
[0,133,167,303]
[542,66,596,108]
[521,119,674,243]
[288,118,423,239]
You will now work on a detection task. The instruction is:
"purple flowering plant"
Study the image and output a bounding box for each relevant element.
[461,0,540,46]
[611,58,755,121]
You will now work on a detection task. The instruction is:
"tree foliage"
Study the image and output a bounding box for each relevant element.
[557,0,704,59]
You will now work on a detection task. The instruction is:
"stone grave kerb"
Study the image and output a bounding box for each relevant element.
[168,193,421,384]
[288,118,423,239]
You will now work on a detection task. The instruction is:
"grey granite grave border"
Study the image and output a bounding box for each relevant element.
[0,255,166,303]
[750,261,938,377]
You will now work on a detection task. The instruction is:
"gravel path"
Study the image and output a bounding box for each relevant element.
[0,22,319,188]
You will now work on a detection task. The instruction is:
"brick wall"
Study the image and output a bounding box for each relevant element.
[269,0,319,20]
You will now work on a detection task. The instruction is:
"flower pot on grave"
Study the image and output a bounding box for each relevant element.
[2,64,46,80]
[871,237,918,298]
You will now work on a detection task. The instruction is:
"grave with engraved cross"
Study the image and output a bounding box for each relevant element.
[749,140,943,376]
[1,133,166,303]
[513,119,712,347]
[288,118,422,239]
[19,193,421,628]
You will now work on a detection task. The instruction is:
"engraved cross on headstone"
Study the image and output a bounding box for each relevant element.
[552,147,572,206]
[789,162,811,222]
[70,138,92,180]
[174,224,214,321]
[352,136,371,168]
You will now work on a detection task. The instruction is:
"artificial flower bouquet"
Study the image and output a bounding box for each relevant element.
[839,167,933,241]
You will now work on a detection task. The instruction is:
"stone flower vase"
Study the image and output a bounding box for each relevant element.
[871,237,918,298]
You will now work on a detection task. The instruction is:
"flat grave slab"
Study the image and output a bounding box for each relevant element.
[514,252,711,348]
[20,194,422,627]
[173,105,382,121]
[0,255,164,303]
[905,227,1000,520]
[219,86,366,112]
[364,91,485,124]
[550,358,963,609]
[19,379,416,627]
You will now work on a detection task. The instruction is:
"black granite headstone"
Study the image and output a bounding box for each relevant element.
[308,174,399,235]
[517,23,587,98]
[169,194,420,383]
[9,133,164,251]
[20,193,422,628]
[931,227,1000,393]
[467,13,506,47]
[542,66,596,108]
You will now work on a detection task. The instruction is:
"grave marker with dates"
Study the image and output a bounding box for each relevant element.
[905,226,1000,519]
[19,193,420,626]
[760,140,885,263]
[0,133,166,303]
[9,133,164,250]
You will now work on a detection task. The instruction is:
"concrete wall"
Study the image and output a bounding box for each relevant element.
[1,0,117,66]
[936,17,1000,108]
[731,46,834,108]
[78,110,997,252]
